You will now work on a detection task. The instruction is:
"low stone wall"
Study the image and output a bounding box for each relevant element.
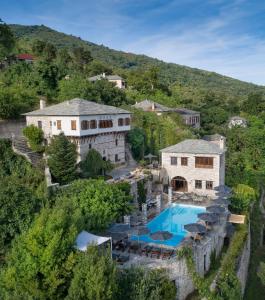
[236,225,251,295]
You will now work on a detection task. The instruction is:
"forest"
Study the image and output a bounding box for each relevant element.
[1,19,265,299]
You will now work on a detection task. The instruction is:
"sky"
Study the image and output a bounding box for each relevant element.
[1,0,265,85]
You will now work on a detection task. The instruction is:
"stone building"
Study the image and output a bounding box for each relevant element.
[160,134,226,197]
[228,116,247,128]
[23,98,131,163]
[88,73,126,89]
[133,99,200,128]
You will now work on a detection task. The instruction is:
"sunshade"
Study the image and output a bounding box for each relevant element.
[206,205,225,214]
[198,212,218,223]
[150,231,173,241]
[184,223,207,234]
[108,223,130,233]
[130,226,150,236]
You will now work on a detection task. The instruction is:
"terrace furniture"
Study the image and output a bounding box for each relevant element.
[150,247,161,258]
[117,254,130,265]
[140,245,153,256]
[161,249,174,260]
[129,242,140,254]
[115,240,129,252]
[112,253,120,261]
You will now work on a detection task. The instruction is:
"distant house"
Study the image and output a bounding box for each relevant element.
[133,99,174,116]
[23,98,131,164]
[160,134,226,197]
[133,99,200,128]
[228,116,247,129]
[16,53,35,63]
[88,73,126,89]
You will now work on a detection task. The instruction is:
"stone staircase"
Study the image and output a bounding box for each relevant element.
[12,137,43,167]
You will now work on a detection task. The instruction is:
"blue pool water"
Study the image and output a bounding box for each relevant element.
[131,204,206,247]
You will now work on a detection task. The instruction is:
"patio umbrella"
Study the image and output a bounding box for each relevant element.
[214,185,232,194]
[109,232,128,242]
[184,223,207,234]
[130,226,150,236]
[144,153,157,163]
[206,205,225,214]
[150,231,173,241]
[198,213,218,223]
[213,197,231,206]
[130,226,150,244]
[108,223,130,233]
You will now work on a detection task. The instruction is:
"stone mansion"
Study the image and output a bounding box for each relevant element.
[160,134,226,197]
[23,98,131,163]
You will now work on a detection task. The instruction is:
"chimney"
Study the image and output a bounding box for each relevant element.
[39,97,46,109]
[219,136,226,150]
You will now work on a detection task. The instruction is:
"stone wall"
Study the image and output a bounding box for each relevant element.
[236,225,251,295]
[161,151,225,197]
[76,132,126,163]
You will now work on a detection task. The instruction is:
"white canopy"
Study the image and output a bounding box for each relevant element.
[76,230,111,252]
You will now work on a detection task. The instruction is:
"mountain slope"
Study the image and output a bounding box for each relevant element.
[10,24,265,97]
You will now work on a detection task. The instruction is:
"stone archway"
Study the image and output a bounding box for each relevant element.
[171,176,188,192]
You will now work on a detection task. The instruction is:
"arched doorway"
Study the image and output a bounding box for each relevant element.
[171,176,188,192]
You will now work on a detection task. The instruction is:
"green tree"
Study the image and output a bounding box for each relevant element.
[0,20,15,60]
[73,47,92,70]
[127,127,145,160]
[230,184,256,213]
[23,124,44,152]
[85,60,112,76]
[47,133,77,184]
[67,247,117,300]
[0,176,39,253]
[0,200,82,300]
[80,149,113,178]
[58,179,132,230]
[117,267,177,300]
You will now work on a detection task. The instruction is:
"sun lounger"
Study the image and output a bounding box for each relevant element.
[140,245,153,256]
[150,247,161,258]
[117,254,130,265]
[129,242,140,254]
[161,249,174,260]
[112,253,120,261]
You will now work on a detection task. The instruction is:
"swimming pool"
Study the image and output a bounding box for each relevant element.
[131,204,206,247]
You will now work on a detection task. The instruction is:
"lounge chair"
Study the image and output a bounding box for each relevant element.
[140,245,153,256]
[161,249,174,260]
[117,254,130,265]
[129,242,140,254]
[150,247,161,258]
[112,253,120,261]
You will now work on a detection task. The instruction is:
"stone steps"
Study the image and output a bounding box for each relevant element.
[12,137,43,167]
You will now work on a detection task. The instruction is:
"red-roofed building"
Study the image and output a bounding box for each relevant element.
[16,53,35,63]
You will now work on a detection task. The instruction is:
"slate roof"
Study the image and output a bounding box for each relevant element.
[23,98,130,116]
[229,116,247,121]
[133,100,199,115]
[160,139,224,154]
[174,108,200,115]
[133,99,174,112]
[88,74,123,81]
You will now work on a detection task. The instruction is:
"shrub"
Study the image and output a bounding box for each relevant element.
[80,149,113,178]
[23,124,44,152]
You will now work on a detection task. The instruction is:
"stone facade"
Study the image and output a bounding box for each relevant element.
[24,99,131,164]
[160,137,226,197]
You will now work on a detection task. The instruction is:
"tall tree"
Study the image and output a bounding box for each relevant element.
[0,20,15,60]
[67,247,117,300]
[47,133,77,184]
[0,176,39,253]
[73,47,92,70]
